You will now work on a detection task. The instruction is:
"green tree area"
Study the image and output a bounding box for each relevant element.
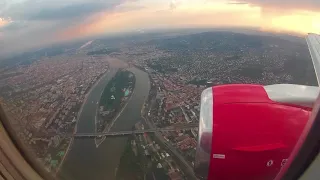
[116,134,171,180]
[87,48,119,56]
[87,48,119,55]
[187,79,208,86]
[99,70,134,111]
[116,136,145,180]
[97,70,135,132]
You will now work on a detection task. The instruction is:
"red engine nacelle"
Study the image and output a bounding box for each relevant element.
[195,84,313,180]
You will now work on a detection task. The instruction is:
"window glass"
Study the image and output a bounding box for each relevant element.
[0,1,319,180]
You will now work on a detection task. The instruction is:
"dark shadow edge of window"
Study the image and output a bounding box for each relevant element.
[0,147,26,180]
[0,104,56,180]
[0,165,9,180]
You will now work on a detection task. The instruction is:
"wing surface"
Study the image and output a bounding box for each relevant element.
[306,33,320,86]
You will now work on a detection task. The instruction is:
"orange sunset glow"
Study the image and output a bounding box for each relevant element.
[0,18,9,27]
[58,1,320,40]
[1,1,320,180]
[0,0,319,56]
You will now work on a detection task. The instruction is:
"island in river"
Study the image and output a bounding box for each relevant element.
[58,65,150,180]
[95,70,135,147]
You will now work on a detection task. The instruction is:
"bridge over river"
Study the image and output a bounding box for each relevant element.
[45,123,199,138]
[72,123,198,137]
[59,65,197,180]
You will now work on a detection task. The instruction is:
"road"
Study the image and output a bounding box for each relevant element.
[59,66,150,180]
[142,93,198,179]
[145,119,197,179]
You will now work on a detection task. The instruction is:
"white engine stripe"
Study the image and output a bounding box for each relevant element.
[264,84,319,108]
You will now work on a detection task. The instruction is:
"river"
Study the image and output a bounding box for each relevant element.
[59,67,150,180]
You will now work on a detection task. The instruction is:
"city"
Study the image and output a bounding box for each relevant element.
[0,54,110,172]
[1,0,320,179]
[0,30,318,180]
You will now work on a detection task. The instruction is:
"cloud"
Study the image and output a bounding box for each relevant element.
[0,18,8,27]
[0,0,319,58]
[0,19,68,58]
[230,0,320,12]
[226,0,320,34]
[0,0,129,21]
[29,2,122,20]
[0,0,138,37]
[0,0,7,12]
[57,2,263,40]
[0,21,27,32]
[227,1,248,5]
[0,0,135,58]
[170,0,178,10]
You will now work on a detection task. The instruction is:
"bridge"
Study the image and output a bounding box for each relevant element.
[59,123,199,138]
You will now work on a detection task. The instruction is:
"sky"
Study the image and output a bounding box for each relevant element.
[0,0,319,57]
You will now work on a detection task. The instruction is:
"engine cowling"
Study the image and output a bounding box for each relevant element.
[194,84,318,180]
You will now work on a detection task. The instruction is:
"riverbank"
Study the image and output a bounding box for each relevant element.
[59,66,150,180]
[140,71,197,179]
[56,68,112,174]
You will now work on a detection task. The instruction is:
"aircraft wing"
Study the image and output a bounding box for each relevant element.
[306,33,320,86]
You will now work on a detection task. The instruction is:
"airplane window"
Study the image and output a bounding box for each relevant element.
[0,1,319,180]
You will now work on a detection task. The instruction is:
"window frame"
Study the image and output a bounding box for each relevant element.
[0,105,56,180]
